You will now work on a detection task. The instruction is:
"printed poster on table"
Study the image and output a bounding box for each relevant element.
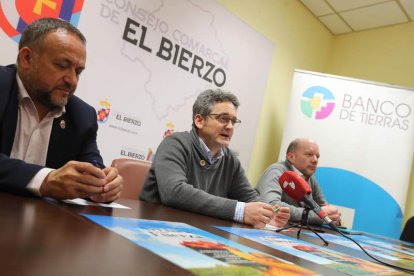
[217,226,402,275]
[303,232,414,270]
[82,214,317,275]
[364,232,414,248]
[350,235,414,257]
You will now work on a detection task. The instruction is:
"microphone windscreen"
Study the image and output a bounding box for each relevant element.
[278,171,311,202]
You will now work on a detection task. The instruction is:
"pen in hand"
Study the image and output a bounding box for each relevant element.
[91,160,112,203]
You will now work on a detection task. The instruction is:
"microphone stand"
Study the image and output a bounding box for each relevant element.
[298,207,329,246]
[276,207,329,246]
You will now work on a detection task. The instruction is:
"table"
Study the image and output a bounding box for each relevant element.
[0,192,409,275]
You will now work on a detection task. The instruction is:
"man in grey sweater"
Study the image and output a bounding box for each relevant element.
[255,138,341,225]
[140,89,290,228]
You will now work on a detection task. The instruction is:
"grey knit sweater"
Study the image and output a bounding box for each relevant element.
[139,126,260,221]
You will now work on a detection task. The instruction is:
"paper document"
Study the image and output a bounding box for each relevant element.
[63,198,130,209]
[262,224,282,231]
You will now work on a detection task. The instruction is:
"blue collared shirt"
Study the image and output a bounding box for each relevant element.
[198,137,224,165]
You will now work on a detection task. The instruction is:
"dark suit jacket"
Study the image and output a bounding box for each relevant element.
[0,64,104,196]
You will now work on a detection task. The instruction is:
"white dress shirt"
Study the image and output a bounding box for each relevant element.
[10,74,64,196]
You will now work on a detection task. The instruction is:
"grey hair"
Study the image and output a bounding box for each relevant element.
[18,17,86,60]
[192,89,240,122]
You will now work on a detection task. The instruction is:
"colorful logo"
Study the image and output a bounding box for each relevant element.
[0,0,84,42]
[97,99,111,123]
[163,122,175,138]
[300,86,335,119]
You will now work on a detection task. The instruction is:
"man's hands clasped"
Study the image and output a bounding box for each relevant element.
[40,161,123,202]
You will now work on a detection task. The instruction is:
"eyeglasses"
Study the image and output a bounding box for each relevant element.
[208,113,241,126]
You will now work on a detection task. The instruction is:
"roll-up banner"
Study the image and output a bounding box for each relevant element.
[281,69,414,238]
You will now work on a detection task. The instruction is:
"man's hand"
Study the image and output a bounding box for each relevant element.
[269,205,290,228]
[322,204,341,225]
[40,161,106,199]
[89,167,123,202]
[243,202,275,228]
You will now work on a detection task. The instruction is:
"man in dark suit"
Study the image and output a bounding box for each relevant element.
[0,17,122,202]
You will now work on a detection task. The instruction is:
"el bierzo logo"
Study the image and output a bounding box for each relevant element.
[0,0,84,42]
[300,86,335,119]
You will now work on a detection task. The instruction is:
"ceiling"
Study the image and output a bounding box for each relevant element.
[299,0,414,35]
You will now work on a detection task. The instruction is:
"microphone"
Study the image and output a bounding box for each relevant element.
[279,171,338,230]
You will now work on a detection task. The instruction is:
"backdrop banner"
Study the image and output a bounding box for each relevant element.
[280,69,414,238]
[0,0,273,171]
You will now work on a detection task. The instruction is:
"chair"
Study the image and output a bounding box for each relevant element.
[111,158,152,200]
[400,216,414,243]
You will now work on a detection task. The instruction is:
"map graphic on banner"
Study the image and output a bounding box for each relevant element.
[82,215,317,275]
[304,232,414,270]
[217,226,402,275]
[0,0,274,170]
[280,70,414,238]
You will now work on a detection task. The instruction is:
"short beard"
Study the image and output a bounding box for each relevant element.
[33,88,66,112]
[25,70,69,112]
